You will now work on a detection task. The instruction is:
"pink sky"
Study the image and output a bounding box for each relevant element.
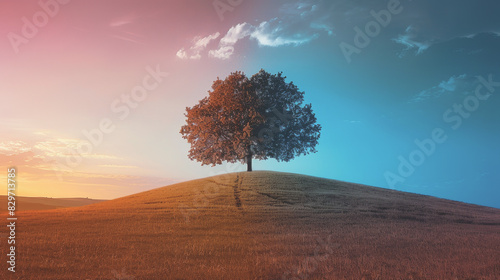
[0,0,268,199]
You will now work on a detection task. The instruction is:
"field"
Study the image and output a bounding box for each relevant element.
[0,196,106,211]
[1,171,499,279]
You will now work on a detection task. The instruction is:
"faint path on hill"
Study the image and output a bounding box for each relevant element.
[233,174,243,209]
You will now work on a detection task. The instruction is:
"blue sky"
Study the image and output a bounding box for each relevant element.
[181,0,500,208]
[1,0,499,208]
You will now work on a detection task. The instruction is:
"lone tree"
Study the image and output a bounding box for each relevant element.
[180,69,321,172]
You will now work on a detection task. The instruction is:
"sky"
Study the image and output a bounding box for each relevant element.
[1,0,499,208]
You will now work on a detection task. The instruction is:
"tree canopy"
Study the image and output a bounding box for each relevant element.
[180,69,321,171]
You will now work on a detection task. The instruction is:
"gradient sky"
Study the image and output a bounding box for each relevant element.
[1,0,499,208]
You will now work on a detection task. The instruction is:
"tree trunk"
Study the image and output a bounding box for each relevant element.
[246,151,253,172]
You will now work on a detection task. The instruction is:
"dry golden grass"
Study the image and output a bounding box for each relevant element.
[0,196,106,211]
[1,171,499,279]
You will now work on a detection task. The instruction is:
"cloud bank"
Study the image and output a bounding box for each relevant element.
[410,74,475,103]
[176,0,500,60]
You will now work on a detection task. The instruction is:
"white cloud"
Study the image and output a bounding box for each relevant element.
[393,26,431,57]
[207,19,319,60]
[250,20,317,47]
[109,14,137,27]
[208,23,254,59]
[343,120,361,124]
[462,34,477,39]
[410,74,471,103]
[209,46,236,60]
[176,32,220,60]
[464,31,498,39]
[221,23,255,46]
[438,75,466,92]
[111,34,143,45]
[0,141,31,155]
[279,0,334,34]
[179,1,334,60]
[32,138,121,161]
[98,164,138,169]
[176,48,188,59]
[193,32,221,49]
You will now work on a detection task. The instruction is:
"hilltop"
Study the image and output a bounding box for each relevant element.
[2,171,499,279]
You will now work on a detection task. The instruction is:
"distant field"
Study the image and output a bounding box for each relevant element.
[0,196,106,211]
[1,171,499,279]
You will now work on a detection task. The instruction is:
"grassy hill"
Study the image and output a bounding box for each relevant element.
[0,196,106,211]
[2,171,499,279]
